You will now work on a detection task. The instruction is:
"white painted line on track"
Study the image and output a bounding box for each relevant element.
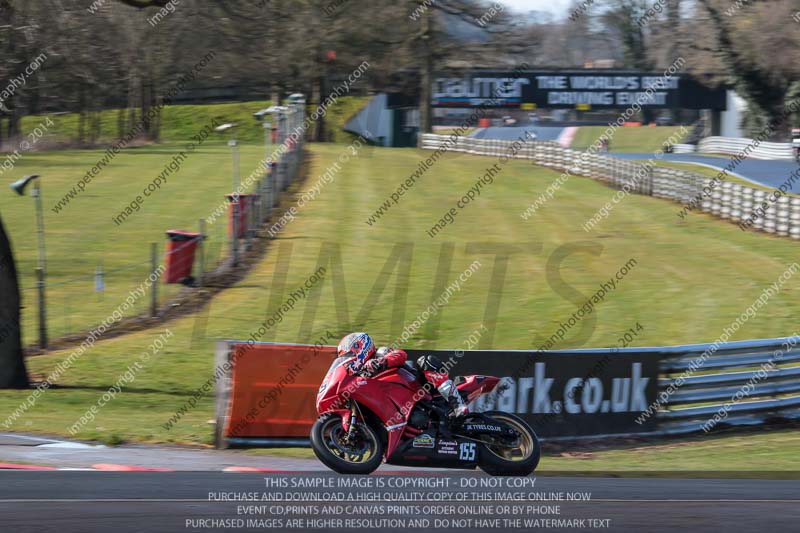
[37,442,106,449]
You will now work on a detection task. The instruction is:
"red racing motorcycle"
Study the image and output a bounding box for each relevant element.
[310,356,540,475]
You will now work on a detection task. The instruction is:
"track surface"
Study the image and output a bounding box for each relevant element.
[470,126,565,142]
[609,153,800,191]
[1,471,798,532]
[468,126,799,191]
[3,436,799,532]
[0,433,423,471]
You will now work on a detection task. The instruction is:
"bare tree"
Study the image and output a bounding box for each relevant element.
[695,0,799,136]
[415,0,517,136]
[600,0,651,70]
[0,215,28,389]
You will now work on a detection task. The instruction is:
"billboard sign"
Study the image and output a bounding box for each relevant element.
[432,71,726,110]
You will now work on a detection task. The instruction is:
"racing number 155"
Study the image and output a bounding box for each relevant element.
[459,442,476,461]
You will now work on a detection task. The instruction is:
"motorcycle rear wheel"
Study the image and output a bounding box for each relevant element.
[476,411,540,476]
[310,413,384,475]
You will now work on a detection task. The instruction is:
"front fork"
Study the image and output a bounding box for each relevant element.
[344,401,359,442]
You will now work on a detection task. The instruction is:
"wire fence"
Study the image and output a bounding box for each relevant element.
[18,232,208,345]
[17,103,307,349]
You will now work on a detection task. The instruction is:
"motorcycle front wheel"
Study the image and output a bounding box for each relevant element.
[477,411,540,476]
[310,413,384,475]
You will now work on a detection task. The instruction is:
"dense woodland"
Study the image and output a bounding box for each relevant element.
[0,0,798,145]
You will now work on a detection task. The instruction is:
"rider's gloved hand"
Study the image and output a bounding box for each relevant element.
[361,358,386,377]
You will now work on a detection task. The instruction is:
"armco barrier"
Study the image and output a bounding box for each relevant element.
[698,136,794,160]
[672,143,695,154]
[656,336,800,434]
[213,337,800,447]
[421,133,800,239]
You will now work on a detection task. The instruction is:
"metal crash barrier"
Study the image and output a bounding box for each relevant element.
[697,136,795,160]
[657,336,800,434]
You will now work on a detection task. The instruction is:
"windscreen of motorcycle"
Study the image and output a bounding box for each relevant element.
[317,356,350,400]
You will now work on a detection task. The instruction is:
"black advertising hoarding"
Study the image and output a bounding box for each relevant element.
[406,349,660,437]
[431,71,727,110]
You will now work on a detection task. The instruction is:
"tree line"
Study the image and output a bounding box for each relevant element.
[0,0,798,150]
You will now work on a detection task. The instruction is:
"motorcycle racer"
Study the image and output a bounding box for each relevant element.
[336,332,469,418]
[337,332,406,374]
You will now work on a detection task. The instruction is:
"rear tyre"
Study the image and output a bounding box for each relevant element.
[310,413,384,475]
[477,411,540,476]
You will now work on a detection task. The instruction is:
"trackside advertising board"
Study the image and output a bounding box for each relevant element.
[222,343,335,440]
[220,343,660,442]
[405,349,660,437]
[431,71,726,110]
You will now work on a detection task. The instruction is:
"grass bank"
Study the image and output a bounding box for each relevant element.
[2,143,799,445]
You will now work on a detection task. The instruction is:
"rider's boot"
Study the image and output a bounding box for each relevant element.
[437,380,469,419]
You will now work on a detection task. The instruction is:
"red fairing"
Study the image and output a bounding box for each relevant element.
[315,354,503,460]
[382,349,407,368]
[456,375,500,402]
[423,369,448,388]
[316,356,429,457]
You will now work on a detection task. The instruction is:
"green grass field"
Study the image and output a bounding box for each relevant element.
[571,125,687,152]
[2,142,800,448]
[1,97,368,344]
[0,142,265,343]
[18,96,368,146]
